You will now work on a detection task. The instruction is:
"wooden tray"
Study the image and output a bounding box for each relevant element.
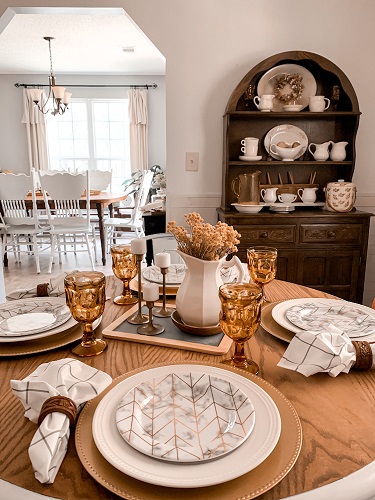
[260,183,319,196]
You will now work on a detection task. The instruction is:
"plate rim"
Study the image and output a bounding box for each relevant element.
[264,124,308,160]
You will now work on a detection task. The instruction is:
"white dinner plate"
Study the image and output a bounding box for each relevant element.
[0,298,71,337]
[116,372,255,463]
[257,63,317,111]
[264,124,308,160]
[93,364,281,488]
[272,298,375,340]
[142,264,186,285]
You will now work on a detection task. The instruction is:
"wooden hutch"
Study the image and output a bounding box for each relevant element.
[217,51,372,303]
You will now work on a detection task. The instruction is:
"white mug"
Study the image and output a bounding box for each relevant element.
[309,96,330,112]
[241,137,259,157]
[253,94,275,112]
[278,193,297,203]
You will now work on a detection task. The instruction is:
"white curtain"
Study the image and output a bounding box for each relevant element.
[22,89,49,172]
[128,88,148,173]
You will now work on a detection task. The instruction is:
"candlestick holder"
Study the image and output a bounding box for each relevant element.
[137,300,165,335]
[127,254,148,325]
[153,267,173,318]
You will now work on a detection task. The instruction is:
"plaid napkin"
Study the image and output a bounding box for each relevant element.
[6,272,74,301]
[11,358,112,483]
[277,324,360,377]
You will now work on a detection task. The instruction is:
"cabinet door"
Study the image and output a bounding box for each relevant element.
[275,249,298,283]
[296,249,361,302]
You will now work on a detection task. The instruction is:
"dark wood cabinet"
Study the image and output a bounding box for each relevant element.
[219,51,372,303]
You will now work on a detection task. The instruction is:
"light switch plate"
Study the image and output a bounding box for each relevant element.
[185,152,199,171]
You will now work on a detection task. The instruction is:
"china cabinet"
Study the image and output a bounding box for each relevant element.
[218,51,372,303]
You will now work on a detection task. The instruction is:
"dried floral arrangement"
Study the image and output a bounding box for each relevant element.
[167,212,241,261]
[274,73,304,103]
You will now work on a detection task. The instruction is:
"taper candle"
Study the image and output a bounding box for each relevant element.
[155,252,171,269]
[131,238,147,255]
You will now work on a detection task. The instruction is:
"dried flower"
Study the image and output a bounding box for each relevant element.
[167,212,241,260]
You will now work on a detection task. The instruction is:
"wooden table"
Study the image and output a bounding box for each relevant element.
[0,278,374,499]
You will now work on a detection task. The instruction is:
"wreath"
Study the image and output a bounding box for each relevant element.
[274,73,304,103]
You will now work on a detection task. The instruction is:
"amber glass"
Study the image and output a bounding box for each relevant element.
[111,244,138,305]
[219,282,263,374]
[64,271,107,357]
[247,246,277,301]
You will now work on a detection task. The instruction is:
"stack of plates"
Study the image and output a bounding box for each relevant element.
[262,298,375,343]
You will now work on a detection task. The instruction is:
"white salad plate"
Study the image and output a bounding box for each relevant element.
[269,204,295,212]
[93,364,281,488]
[115,372,256,463]
[0,298,72,339]
[272,298,375,340]
[238,155,263,161]
[142,264,186,285]
[264,124,308,160]
[257,63,317,111]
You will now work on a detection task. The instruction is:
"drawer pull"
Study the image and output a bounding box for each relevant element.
[328,231,336,238]
[260,231,268,238]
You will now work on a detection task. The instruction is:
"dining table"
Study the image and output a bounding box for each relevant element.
[0,276,375,499]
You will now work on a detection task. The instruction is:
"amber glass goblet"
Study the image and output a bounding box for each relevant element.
[219,283,263,374]
[247,246,278,302]
[111,244,138,305]
[64,271,107,357]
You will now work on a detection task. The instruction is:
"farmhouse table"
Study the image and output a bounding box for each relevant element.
[0,277,374,499]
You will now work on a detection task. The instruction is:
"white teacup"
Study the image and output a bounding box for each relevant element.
[309,96,330,112]
[253,94,275,112]
[241,137,259,157]
[278,193,297,203]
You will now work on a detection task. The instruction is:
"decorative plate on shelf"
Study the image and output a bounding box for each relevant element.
[257,63,317,111]
[264,124,308,160]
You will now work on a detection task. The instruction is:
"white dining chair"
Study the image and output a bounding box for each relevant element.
[0,171,46,273]
[89,169,112,192]
[39,171,96,273]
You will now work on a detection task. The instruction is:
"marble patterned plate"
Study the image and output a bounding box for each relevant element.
[142,264,186,285]
[0,298,71,337]
[116,372,255,463]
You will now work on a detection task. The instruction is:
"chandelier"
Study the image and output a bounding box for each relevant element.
[29,37,72,116]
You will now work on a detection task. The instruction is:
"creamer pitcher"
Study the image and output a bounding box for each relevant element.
[308,141,331,161]
[330,141,348,161]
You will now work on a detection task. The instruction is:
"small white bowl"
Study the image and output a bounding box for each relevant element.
[232,203,265,213]
[282,104,303,112]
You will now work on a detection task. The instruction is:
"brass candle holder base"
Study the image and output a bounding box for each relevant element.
[153,267,173,318]
[137,301,165,336]
[127,254,148,325]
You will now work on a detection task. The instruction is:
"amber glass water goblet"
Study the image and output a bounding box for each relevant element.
[111,244,138,305]
[64,271,107,357]
[219,282,263,374]
[247,246,278,302]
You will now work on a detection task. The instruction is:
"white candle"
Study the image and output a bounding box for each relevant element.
[155,252,171,269]
[131,238,147,255]
[143,282,159,301]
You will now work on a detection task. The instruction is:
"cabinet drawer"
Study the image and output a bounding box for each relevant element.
[236,225,296,245]
[300,224,363,244]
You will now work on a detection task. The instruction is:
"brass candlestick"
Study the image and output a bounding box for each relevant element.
[153,267,173,318]
[127,254,148,325]
[137,300,165,335]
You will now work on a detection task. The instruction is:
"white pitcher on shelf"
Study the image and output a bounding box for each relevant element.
[308,141,331,161]
[298,187,318,204]
[261,187,278,203]
[330,141,348,161]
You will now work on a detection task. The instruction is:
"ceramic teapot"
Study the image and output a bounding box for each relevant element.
[325,179,356,212]
[298,187,318,203]
[308,141,331,161]
[231,171,261,204]
[330,141,348,161]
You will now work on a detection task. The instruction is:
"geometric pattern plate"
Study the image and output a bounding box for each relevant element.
[92,363,282,488]
[143,264,186,285]
[285,302,375,338]
[0,298,71,337]
[116,372,255,463]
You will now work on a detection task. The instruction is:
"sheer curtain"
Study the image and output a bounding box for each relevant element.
[22,89,49,172]
[128,88,148,173]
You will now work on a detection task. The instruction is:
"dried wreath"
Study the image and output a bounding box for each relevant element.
[274,73,304,103]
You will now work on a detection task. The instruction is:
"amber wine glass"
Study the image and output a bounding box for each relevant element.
[219,283,263,374]
[111,244,138,305]
[64,271,107,357]
[247,246,277,302]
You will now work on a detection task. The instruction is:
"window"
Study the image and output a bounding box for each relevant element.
[46,98,130,191]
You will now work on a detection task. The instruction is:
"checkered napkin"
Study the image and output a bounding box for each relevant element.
[10,358,112,483]
[6,272,72,301]
[277,325,361,377]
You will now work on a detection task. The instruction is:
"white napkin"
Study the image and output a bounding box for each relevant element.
[6,272,73,301]
[11,358,112,483]
[277,324,359,377]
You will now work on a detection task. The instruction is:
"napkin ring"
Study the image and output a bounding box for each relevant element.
[38,396,77,427]
[36,283,49,297]
[352,341,373,371]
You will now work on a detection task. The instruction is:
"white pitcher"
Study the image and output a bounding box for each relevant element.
[261,187,278,203]
[330,141,348,161]
[308,141,331,161]
[298,187,318,203]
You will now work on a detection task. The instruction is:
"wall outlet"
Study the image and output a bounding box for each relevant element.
[185,152,199,171]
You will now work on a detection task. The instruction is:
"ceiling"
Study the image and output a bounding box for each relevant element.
[0,9,165,75]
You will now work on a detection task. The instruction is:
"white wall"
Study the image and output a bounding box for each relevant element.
[0,73,166,173]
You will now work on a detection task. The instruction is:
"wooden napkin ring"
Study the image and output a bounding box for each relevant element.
[36,283,49,297]
[38,396,77,427]
[352,341,373,371]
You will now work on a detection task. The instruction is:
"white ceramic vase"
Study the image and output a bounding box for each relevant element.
[175,250,245,327]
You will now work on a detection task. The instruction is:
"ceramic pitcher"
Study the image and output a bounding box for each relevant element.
[261,187,278,203]
[176,250,245,327]
[308,141,331,161]
[298,187,318,203]
[330,141,348,161]
[232,172,261,204]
